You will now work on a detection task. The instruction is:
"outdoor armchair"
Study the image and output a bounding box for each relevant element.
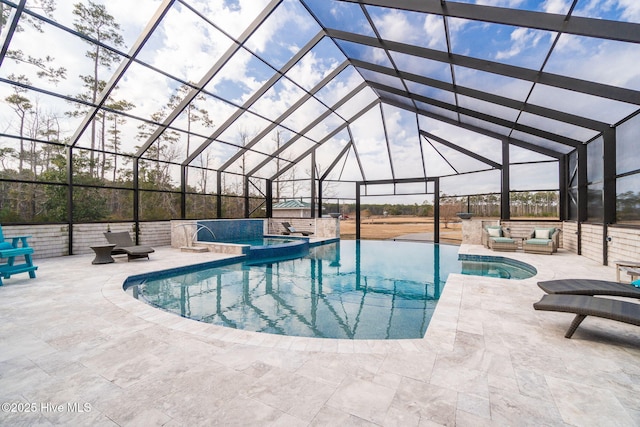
[523,227,559,255]
[482,226,517,251]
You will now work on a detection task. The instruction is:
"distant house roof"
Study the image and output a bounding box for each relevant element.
[273,200,311,209]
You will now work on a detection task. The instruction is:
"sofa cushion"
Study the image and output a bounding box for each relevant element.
[487,227,501,237]
[526,238,552,245]
[534,229,550,239]
[492,237,515,243]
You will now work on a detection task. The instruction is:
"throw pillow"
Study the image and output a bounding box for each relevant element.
[487,227,501,237]
[534,228,550,239]
[0,241,14,250]
[632,279,640,288]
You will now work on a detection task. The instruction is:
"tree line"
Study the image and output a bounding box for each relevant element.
[0,1,293,224]
[326,191,564,220]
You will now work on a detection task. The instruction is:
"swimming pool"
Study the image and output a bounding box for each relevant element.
[124,241,535,340]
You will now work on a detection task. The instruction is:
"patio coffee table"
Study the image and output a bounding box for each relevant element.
[91,244,116,265]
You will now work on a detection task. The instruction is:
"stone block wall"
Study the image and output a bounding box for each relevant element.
[1,224,69,259]
[1,222,171,259]
[73,223,131,256]
[544,222,640,266]
[139,221,172,248]
[607,226,640,264]
[579,223,604,264]
[170,220,197,248]
[562,221,579,253]
[315,217,340,238]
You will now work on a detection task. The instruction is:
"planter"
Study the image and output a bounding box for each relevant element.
[457,212,474,220]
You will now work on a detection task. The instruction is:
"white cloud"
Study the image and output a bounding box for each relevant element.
[193,0,273,39]
[365,45,390,66]
[286,52,338,92]
[244,0,313,55]
[617,0,640,21]
[147,6,232,83]
[553,33,585,53]
[423,14,447,49]
[542,0,572,14]
[575,0,613,18]
[350,107,393,180]
[371,9,446,50]
[373,10,414,41]
[573,0,640,21]
[550,35,640,90]
[495,27,546,60]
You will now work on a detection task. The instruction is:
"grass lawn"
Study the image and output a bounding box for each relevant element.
[338,215,464,243]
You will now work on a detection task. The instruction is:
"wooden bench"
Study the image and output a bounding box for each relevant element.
[613,260,640,282]
[620,266,640,282]
[0,234,38,286]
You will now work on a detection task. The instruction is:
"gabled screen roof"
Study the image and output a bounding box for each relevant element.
[1,0,639,186]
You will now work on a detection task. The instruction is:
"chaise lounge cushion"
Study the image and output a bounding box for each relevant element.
[538,278,640,298]
[119,246,154,257]
[281,222,313,236]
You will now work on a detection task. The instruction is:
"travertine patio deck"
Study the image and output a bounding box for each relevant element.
[1,244,638,426]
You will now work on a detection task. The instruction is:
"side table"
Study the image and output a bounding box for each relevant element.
[91,244,116,265]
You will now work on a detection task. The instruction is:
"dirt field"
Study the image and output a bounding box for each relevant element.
[339,215,463,243]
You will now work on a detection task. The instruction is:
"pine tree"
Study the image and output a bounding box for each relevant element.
[72,1,125,178]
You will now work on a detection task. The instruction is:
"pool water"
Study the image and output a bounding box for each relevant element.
[125,241,535,340]
[459,255,537,280]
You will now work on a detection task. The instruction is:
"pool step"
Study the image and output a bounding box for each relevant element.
[180,246,209,253]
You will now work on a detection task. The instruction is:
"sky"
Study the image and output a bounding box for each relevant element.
[0,0,638,203]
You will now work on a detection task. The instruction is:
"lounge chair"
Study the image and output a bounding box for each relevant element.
[538,278,640,299]
[103,231,154,261]
[0,224,37,285]
[281,222,313,236]
[533,294,640,338]
[523,227,559,255]
[482,226,517,251]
